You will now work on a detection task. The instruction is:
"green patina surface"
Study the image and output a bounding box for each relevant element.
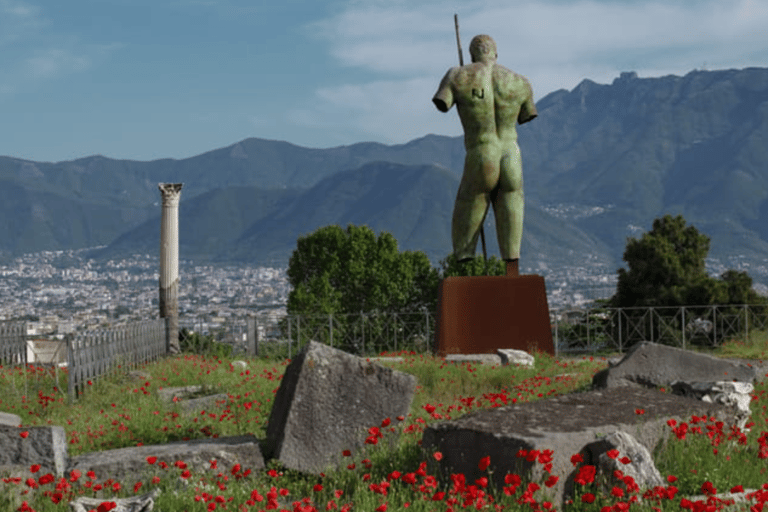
[433,34,536,262]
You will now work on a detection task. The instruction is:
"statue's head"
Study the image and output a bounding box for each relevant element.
[469,35,497,63]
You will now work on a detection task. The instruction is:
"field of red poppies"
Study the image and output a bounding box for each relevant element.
[0,338,766,512]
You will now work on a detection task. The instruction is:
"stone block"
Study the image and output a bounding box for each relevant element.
[592,342,755,389]
[422,386,739,506]
[265,341,416,474]
[69,435,264,483]
[498,349,535,367]
[671,381,754,429]
[588,431,664,494]
[0,412,21,427]
[445,354,502,366]
[0,425,68,477]
[434,275,554,356]
[70,488,161,512]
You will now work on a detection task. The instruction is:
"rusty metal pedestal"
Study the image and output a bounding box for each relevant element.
[434,273,554,357]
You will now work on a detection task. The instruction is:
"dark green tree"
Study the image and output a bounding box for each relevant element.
[286,225,439,354]
[287,224,438,316]
[612,214,725,308]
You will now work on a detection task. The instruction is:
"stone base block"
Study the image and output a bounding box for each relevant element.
[422,387,740,506]
[265,341,416,474]
[0,425,68,477]
[434,275,554,356]
[69,435,264,483]
[593,342,756,389]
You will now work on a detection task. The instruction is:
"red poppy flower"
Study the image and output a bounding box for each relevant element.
[478,456,491,471]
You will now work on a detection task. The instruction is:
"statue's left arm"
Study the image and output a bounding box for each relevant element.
[432,68,456,113]
[517,78,537,124]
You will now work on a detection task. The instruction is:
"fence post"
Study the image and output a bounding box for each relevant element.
[329,314,333,348]
[617,308,623,353]
[424,309,430,354]
[713,305,718,347]
[247,318,257,357]
[394,312,398,353]
[681,307,686,350]
[287,317,292,360]
[744,304,749,343]
[650,308,654,343]
[66,333,74,404]
[361,312,365,355]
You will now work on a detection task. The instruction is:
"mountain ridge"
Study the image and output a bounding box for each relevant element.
[2,66,767,281]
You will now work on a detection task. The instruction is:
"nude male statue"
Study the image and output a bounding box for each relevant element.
[433,34,536,276]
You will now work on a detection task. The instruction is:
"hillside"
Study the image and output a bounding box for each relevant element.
[3,66,768,280]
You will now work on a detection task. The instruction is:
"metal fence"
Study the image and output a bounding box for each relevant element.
[251,310,431,358]
[66,318,167,401]
[0,320,27,365]
[552,303,768,353]
[246,304,768,358]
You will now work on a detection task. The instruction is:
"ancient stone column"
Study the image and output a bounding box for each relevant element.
[158,183,183,354]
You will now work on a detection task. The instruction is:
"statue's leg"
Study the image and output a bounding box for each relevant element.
[453,148,499,261]
[493,144,523,260]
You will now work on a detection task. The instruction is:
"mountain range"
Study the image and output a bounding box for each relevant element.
[2,67,768,281]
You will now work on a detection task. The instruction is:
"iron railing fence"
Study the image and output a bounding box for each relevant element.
[0,320,27,366]
[66,318,167,401]
[241,304,768,357]
[551,303,768,353]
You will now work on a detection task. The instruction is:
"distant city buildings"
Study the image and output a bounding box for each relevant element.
[0,248,762,336]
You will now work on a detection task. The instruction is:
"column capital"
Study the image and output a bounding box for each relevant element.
[158,183,183,206]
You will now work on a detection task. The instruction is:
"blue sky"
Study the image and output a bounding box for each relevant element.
[1,0,766,163]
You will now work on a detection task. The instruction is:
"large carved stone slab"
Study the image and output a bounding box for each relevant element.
[422,387,739,506]
[592,342,756,389]
[69,435,264,483]
[0,425,68,477]
[265,341,416,474]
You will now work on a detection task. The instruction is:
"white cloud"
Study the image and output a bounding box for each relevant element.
[0,0,47,46]
[24,48,91,79]
[297,0,768,143]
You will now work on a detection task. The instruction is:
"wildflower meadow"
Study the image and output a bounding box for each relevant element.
[0,334,767,512]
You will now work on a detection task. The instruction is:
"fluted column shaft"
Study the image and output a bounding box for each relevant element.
[158,183,183,354]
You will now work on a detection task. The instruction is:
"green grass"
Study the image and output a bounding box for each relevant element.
[0,336,766,512]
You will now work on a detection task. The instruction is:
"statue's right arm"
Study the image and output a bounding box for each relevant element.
[432,69,456,113]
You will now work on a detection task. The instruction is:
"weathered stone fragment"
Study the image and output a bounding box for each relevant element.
[588,431,664,494]
[69,488,161,512]
[592,342,755,389]
[0,411,21,427]
[265,341,416,474]
[0,425,68,477]
[498,349,534,367]
[68,435,264,484]
[672,381,754,429]
[444,353,502,365]
[422,387,739,506]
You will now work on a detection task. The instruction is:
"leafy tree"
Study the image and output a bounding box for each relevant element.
[287,224,438,316]
[612,215,724,308]
[286,225,439,354]
[611,214,766,346]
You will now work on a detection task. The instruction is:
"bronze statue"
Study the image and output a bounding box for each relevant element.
[433,34,536,276]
